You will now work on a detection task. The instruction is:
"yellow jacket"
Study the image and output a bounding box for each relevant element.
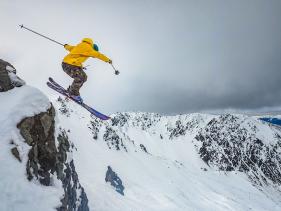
[63,38,110,67]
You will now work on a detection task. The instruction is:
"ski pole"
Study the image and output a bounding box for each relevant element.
[110,63,120,75]
[19,24,64,46]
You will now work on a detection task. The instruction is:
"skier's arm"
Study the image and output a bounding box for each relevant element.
[87,50,111,63]
[64,44,75,52]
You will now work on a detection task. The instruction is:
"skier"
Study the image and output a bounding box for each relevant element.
[62,38,112,103]
[19,25,116,119]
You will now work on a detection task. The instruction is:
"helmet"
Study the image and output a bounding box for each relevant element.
[82,38,93,46]
[93,43,99,51]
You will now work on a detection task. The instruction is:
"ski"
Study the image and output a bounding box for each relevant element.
[47,78,110,120]
[48,77,65,90]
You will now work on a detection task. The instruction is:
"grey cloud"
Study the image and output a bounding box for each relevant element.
[1,0,281,115]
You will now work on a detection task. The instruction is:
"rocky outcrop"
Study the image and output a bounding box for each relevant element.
[0,59,25,91]
[57,130,89,211]
[111,112,162,130]
[57,97,72,117]
[89,112,281,190]
[103,126,127,151]
[18,106,57,185]
[0,58,89,211]
[105,166,125,195]
[17,106,89,210]
[195,114,281,187]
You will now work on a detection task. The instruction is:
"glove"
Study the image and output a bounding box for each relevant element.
[108,59,112,64]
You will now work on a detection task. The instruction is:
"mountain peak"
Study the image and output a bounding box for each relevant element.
[54,98,281,210]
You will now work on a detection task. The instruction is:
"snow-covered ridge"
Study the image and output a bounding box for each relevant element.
[0,58,89,211]
[195,114,281,186]
[0,86,62,211]
[87,112,213,152]
[56,99,281,211]
[0,86,51,136]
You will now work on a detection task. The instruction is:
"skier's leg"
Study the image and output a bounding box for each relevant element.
[70,69,87,96]
[62,63,87,96]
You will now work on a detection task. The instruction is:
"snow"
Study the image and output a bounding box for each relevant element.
[8,72,26,87]
[0,85,63,211]
[6,65,16,72]
[53,99,281,211]
[1,84,280,210]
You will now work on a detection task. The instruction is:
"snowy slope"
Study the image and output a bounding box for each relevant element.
[0,86,63,211]
[53,98,281,211]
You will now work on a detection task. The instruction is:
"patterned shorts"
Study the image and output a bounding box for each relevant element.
[62,62,87,95]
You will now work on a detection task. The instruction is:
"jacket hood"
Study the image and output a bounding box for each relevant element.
[82,38,94,46]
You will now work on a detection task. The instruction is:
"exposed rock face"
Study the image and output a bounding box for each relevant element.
[195,114,281,187]
[88,112,281,190]
[111,112,162,130]
[57,130,89,211]
[88,112,207,153]
[0,59,25,91]
[0,59,88,210]
[103,126,127,151]
[11,147,21,162]
[18,106,57,185]
[88,112,164,152]
[17,101,89,210]
[167,115,205,139]
[105,166,125,195]
[0,59,15,91]
[57,97,72,117]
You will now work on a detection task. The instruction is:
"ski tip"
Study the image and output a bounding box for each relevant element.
[97,115,111,121]
[103,115,112,120]
[91,114,111,121]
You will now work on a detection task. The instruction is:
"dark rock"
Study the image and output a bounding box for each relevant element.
[0,59,14,91]
[103,126,127,151]
[57,97,71,117]
[195,114,281,186]
[111,112,161,130]
[140,144,148,153]
[89,118,103,140]
[111,112,130,127]
[167,115,204,140]
[11,147,21,162]
[56,130,89,211]
[18,105,57,185]
[168,120,187,138]
[0,59,25,92]
[17,104,89,210]
[105,166,125,195]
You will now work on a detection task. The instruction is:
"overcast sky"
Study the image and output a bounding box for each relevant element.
[1,0,281,115]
